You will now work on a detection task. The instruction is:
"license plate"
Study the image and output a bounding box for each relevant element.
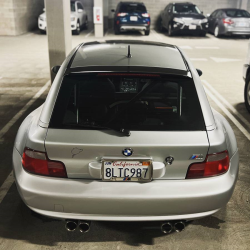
[189,25,196,30]
[102,160,152,182]
[237,22,248,27]
[130,16,138,21]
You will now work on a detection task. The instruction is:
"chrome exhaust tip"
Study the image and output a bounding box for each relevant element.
[65,220,78,232]
[79,221,91,233]
[161,222,173,234]
[174,221,185,232]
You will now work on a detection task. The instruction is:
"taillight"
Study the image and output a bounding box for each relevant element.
[223,18,234,25]
[22,148,67,178]
[142,13,150,18]
[117,13,127,17]
[186,151,229,179]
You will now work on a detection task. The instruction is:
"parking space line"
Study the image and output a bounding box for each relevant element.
[85,29,93,38]
[179,46,193,50]
[203,80,250,130]
[151,30,163,40]
[196,46,219,49]
[0,171,14,204]
[204,85,250,140]
[0,80,50,141]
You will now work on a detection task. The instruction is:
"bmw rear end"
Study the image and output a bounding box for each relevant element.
[13,41,238,226]
[114,2,150,35]
[221,9,250,36]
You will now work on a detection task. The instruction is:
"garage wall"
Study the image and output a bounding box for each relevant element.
[79,0,94,22]
[0,0,44,36]
[108,0,242,28]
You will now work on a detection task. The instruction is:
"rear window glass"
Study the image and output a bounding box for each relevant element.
[120,3,147,13]
[49,74,205,131]
[173,5,201,14]
[225,10,250,17]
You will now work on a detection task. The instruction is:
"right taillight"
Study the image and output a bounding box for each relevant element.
[186,150,229,179]
[22,148,67,178]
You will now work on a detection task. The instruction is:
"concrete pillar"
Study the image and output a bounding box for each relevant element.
[45,0,72,81]
[241,0,248,9]
[94,0,104,37]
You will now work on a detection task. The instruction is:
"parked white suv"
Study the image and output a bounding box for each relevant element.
[38,0,88,35]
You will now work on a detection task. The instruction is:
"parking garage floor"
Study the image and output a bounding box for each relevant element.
[0,28,250,249]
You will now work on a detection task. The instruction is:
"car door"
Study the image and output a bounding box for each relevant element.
[77,2,86,25]
[161,5,169,28]
[165,4,173,27]
[208,10,218,32]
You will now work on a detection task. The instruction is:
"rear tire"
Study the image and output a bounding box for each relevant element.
[145,30,150,36]
[74,21,81,35]
[168,23,173,36]
[244,73,250,113]
[114,25,120,35]
[214,25,220,38]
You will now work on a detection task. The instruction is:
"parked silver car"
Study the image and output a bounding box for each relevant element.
[208,8,250,37]
[38,0,88,35]
[13,40,239,233]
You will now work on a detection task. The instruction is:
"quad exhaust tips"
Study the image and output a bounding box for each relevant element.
[65,220,91,233]
[65,220,78,232]
[161,221,185,234]
[79,221,91,233]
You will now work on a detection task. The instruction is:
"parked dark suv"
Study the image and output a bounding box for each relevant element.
[112,2,150,35]
[160,2,208,36]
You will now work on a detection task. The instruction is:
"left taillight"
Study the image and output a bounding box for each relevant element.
[186,150,230,179]
[22,148,67,178]
[142,13,150,18]
[223,18,234,25]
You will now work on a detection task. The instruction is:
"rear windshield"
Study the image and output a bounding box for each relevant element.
[173,5,201,14]
[225,10,250,18]
[49,74,205,131]
[120,3,147,13]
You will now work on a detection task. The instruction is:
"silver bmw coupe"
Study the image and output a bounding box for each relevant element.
[13,40,239,233]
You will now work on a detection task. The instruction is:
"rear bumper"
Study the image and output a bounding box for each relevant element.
[223,26,250,35]
[118,24,150,32]
[13,148,239,221]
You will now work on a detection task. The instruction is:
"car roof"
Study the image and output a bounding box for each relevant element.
[68,40,188,75]
[120,2,145,5]
[172,2,194,5]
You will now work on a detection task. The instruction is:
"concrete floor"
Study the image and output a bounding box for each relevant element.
[0,27,250,249]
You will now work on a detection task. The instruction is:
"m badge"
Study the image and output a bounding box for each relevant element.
[190,154,204,160]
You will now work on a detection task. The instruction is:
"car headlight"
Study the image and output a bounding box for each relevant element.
[200,18,208,24]
[71,17,76,21]
[173,18,184,24]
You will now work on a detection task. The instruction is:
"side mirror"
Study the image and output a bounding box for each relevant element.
[111,9,115,12]
[197,69,203,76]
[43,8,45,12]
[206,13,210,17]
[78,9,83,13]
[52,65,61,75]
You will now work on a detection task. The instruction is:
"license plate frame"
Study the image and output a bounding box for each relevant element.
[189,25,196,30]
[130,16,138,21]
[101,158,153,182]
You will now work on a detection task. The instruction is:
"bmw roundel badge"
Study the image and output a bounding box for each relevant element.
[122,148,133,157]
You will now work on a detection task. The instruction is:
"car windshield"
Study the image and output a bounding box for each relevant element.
[120,3,147,13]
[49,74,205,132]
[70,2,76,12]
[173,5,201,14]
[225,10,250,17]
